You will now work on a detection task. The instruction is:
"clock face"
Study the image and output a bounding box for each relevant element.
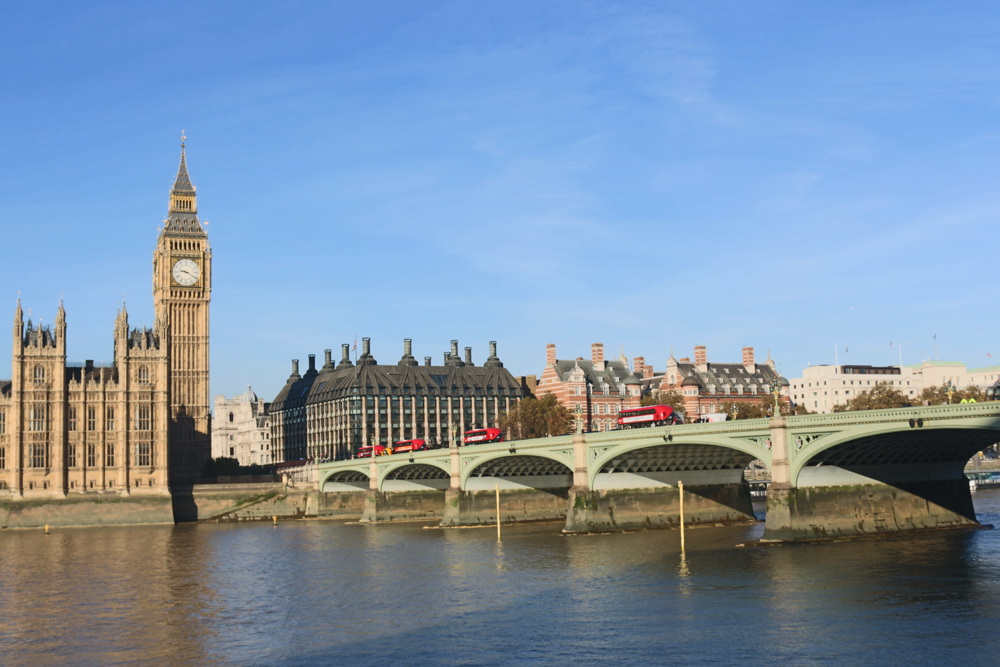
[172,258,200,286]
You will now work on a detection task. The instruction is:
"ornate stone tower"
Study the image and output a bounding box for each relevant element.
[152,134,212,483]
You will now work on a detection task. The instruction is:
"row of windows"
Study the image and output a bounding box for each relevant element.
[0,442,153,469]
[793,379,911,389]
[29,364,151,383]
[18,406,153,432]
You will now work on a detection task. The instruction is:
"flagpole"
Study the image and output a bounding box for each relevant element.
[834,342,839,367]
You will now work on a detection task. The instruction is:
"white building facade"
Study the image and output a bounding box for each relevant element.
[790,365,921,413]
[791,361,1000,414]
[211,386,273,466]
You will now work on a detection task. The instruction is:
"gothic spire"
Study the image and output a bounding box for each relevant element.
[165,132,203,234]
[173,131,195,193]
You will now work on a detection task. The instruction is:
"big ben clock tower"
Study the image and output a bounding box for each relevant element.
[153,134,212,483]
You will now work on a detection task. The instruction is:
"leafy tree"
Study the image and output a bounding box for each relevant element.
[835,381,911,411]
[963,385,985,402]
[715,401,778,420]
[792,403,812,415]
[914,383,984,405]
[640,390,688,420]
[499,394,572,440]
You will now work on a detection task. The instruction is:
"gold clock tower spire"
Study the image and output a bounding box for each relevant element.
[153,134,212,482]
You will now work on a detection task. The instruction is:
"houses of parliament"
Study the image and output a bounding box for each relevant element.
[0,139,212,499]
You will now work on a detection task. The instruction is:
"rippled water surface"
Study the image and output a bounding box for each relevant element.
[4,491,1000,665]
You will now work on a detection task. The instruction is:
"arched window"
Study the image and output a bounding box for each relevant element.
[229,412,234,422]
[33,365,45,380]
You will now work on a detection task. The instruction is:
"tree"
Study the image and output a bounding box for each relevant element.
[836,381,911,411]
[640,390,687,420]
[499,394,572,440]
[914,383,984,406]
[715,400,787,420]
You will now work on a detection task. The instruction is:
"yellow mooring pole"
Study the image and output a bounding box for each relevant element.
[678,480,685,553]
[495,483,501,541]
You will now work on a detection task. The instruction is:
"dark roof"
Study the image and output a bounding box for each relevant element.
[23,320,55,347]
[270,358,524,412]
[163,146,205,236]
[173,147,195,192]
[65,364,118,385]
[128,327,160,349]
[0,380,11,397]
[675,361,784,393]
[551,359,634,393]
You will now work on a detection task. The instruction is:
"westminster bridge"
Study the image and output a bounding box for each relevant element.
[302,402,1000,541]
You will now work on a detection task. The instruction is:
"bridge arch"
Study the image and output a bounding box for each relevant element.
[379,462,451,492]
[590,435,768,490]
[321,469,370,492]
[791,420,1000,487]
[461,452,573,491]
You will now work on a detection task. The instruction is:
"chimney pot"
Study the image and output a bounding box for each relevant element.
[324,349,332,366]
[308,354,316,371]
[292,359,299,375]
[465,347,473,364]
[341,344,350,361]
[404,338,412,356]
[490,340,498,357]
[591,343,605,365]
[362,337,371,355]
[425,356,431,366]
[451,340,459,357]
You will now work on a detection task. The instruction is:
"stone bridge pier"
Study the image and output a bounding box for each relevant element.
[762,409,999,541]
[564,430,758,532]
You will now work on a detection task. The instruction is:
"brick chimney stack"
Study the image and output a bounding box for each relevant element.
[634,356,645,378]
[694,345,707,371]
[591,343,605,371]
[742,346,756,374]
[546,343,557,365]
[644,365,653,379]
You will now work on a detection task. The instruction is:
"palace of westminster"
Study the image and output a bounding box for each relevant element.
[0,140,212,497]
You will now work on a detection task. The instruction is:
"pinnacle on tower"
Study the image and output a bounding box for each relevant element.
[165,132,203,234]
[173,131,195,193]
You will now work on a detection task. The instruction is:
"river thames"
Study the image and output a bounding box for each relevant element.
[3,491,1000,666]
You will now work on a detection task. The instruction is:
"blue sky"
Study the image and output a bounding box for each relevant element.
[2,2,998,402]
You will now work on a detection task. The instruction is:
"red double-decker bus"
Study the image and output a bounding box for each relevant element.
[464,427,503,445]
[392,438,428,453]
[617,405,682,429]
[357,444,390,458]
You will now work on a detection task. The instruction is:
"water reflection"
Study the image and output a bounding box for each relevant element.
[2,494,1000,665]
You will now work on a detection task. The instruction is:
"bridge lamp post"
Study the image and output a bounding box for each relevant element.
[769,379,783,417]
[945,380,956,405]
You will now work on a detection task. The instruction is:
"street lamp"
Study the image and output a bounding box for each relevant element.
[944,380,956,404]
[769,378,783,416]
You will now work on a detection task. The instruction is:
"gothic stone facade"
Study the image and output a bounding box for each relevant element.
[0,141,212,496]
[270,339,524,462]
